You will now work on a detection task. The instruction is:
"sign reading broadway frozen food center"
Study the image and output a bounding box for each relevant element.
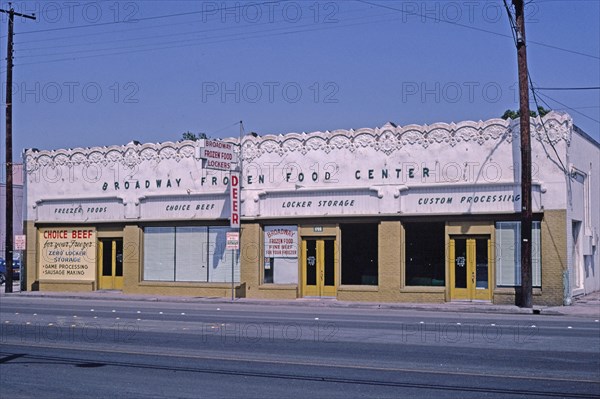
[264,226,298,258]
[200,139,237,171]
[38,227,96,281]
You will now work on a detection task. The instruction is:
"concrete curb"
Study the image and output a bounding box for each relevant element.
[0,290,572,316]
[3,290,599,318]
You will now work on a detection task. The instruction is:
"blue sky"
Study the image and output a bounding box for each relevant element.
[0,0,598,165]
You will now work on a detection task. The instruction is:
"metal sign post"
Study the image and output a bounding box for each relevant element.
[229,172,240,301]
[226,231,239,301]
[197,136,241,301]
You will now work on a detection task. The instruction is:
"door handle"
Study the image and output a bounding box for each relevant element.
[471,272,475,285]
[320,269,324,282]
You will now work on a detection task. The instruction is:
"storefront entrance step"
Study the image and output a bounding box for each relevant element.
[298,297,337,300]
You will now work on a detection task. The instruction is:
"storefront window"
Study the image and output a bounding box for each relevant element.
[341,224,378,285]
[263,226,298,284]
[405,222,445,286]
[144,227,176,281]
[143,226,239,282]
[495,221,541,287]
[176,227,208,282]
[208,227,240,283]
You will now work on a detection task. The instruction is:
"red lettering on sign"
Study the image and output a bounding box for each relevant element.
[230,172,240,228]
[71,230,94,239]
[44,230,68,239]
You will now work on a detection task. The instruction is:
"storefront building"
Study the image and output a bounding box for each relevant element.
[23,140,240,297]
[23,112,599,305]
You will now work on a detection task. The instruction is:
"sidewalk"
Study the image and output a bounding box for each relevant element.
[2,288,599,318]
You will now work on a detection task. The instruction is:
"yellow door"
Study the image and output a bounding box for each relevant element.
[450,237,491,301]
[302,238,336,297]
[98,239,123,290]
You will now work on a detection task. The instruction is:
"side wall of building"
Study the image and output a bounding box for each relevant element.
[566,130,600,297]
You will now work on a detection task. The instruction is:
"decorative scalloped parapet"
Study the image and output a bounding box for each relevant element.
[25,140,198,173]
[239,112,573,162]
[23,113,573,171]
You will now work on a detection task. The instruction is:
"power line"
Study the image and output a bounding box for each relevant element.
[9,0,600,62]
[528,83,570,172]
[357,0,599,60]
[14,1,282,35]
[554,106,600,110]
[503,0,568,175]
[535,87,600,91]
[504,0,598,126]
[535,90,600,124]
[7,0,600,67]
[12,12,422,66]
[13,2,374,46]
[15,6,390,56]
[17,13,296,50]
[16,9,403,60]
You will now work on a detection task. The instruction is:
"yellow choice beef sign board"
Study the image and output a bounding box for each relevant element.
[38,227,96,281]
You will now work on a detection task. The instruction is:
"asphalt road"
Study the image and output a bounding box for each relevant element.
[1,296,599,398]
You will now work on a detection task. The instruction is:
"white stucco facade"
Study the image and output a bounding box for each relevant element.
[22,112,599,304]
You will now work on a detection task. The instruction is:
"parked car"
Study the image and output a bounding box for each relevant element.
[0,258,21,285]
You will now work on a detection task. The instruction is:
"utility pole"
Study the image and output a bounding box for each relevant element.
[513,0,532,308]
[1,4,36,293]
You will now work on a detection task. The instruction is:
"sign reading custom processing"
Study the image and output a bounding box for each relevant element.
[38,228,96,280]
[264,226,298,258]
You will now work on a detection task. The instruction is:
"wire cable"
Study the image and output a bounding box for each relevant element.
[358,0,599,60]
[14,1,282,35]
[503,0,569,174]
[534,87,600,91]
[14,9,396,59]
[12,13,417,66]
[534,90,600,124]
